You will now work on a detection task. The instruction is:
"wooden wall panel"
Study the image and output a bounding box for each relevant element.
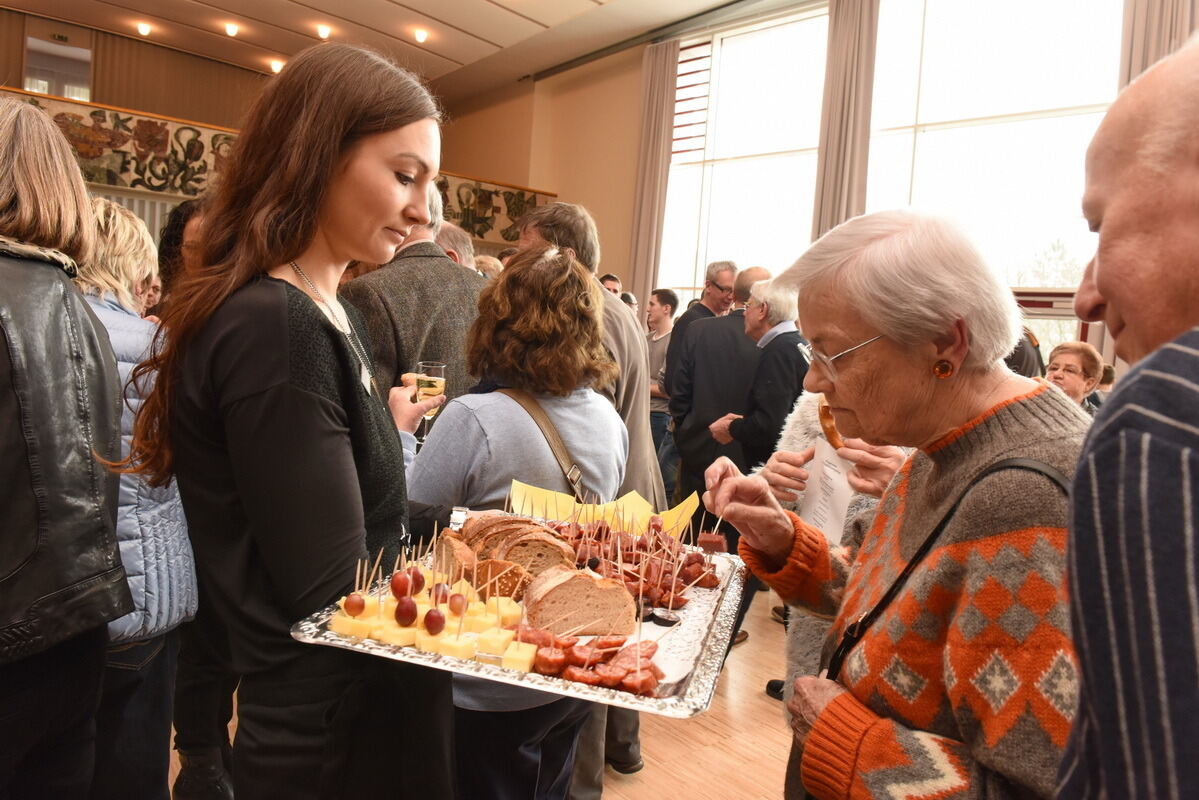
[0,10,25,90]
[91,31,266,129]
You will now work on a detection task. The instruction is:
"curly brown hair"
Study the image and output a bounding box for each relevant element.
[468,246,617,396]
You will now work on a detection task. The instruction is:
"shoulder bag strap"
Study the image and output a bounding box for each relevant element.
[825,457,1069,681]
[496,388,587,502]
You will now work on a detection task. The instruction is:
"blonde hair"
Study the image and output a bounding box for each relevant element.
[76,198,158,313]
[0,98,95,263]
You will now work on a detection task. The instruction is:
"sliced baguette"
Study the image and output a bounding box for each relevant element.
[524,564,636,635]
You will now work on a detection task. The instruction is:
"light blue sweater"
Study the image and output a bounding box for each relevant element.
[408,387,627,711]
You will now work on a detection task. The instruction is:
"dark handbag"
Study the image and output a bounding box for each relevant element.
[825,457,1069,681]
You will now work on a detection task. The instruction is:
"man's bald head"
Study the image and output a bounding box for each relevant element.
[1076,35,1199,363]
[733,267,771,304]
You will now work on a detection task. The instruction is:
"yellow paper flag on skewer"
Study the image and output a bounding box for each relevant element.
[659,492,700,537]
[508,480,577,520]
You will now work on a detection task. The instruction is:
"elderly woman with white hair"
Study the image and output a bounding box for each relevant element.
[705,210,1089,798]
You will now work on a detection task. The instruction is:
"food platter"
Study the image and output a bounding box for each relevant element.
[291,549,747,718]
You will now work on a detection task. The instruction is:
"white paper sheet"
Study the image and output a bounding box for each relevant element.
[798,438,854,545]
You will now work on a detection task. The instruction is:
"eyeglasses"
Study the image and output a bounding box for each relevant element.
[708,280,734,295]
[799,335,882,382]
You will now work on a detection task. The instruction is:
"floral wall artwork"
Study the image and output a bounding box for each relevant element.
[3,87,555,242]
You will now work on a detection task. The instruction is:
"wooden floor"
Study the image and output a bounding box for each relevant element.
[170,590,792,799]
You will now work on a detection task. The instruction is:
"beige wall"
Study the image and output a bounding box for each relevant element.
[441,44,648,286]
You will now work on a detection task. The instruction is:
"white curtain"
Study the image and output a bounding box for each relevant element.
[810,0,881,240]
[1120,0,1199,86]
[626,40,680,308]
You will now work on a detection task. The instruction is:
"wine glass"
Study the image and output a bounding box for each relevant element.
[414,361,446,443]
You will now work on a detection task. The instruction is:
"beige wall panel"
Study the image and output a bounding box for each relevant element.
[442,80,536,188]
[92,32,265,129]
[529,44,646,282]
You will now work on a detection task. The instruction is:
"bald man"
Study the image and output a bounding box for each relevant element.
[1058,38,1199,798]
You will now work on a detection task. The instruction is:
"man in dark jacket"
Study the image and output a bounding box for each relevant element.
[0,233,133,793]
[341,185,487,402]
[709,277,808,469]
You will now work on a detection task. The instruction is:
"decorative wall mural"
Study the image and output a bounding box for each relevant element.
[3,88,232,197]
[3,87,556,240]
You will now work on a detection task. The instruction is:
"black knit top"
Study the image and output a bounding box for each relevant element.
[171,276,407,674]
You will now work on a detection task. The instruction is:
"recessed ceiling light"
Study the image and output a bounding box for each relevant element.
[414,28,428,43]
[316,24,331,39]
[136,22,151,36]
[225,22,239,37]
[270,60,284,73]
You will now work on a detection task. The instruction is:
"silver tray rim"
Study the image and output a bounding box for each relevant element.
[290,552,747,719]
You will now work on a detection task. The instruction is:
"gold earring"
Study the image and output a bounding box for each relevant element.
[933,360,954,379]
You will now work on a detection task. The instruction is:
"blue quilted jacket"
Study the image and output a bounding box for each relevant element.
[86,294,197,643]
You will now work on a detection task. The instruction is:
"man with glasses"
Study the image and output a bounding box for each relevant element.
[661,260,738,398]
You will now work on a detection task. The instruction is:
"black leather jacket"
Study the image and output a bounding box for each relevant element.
[0,240,133,664]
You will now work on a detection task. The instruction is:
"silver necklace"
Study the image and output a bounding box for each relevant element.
[289,260,379,397]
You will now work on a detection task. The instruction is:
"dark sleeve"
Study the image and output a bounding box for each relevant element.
[668,322,698,426]
[340,281,400,391]
[407,501,453,545]
[1060,427,1199,797]
[662,312,690,398]
[729,344,808,450]
[222,383,368,620]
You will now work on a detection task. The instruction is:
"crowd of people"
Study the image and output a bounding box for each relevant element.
[2,33,1198,800]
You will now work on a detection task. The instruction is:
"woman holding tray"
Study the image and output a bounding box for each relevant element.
[704,210,1088,799]
[122,43,451,799]
[409,245,627,800]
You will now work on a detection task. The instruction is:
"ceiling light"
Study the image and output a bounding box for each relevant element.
[136,22,151,36]
[225,22,239,37]
[316,24,331,39]
[414,28,428,43]
[270,60,284,73]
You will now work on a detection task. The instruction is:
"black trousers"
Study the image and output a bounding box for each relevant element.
[0,626,108,799]
[90,632,180,800]
[173,588,239,766]
[455,698,593,800]
[234,649,456,800]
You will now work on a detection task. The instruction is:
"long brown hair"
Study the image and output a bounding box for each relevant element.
[467,246,618,396]
[125,43,440,485]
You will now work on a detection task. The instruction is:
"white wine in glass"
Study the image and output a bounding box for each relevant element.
[415,361,447,427]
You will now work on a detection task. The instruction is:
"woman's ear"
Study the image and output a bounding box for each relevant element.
[931,318,971,367]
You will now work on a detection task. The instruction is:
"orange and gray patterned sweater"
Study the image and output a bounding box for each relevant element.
[741,382,1091,799]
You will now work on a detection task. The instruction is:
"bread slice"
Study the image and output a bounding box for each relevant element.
[475,521,535,560]
[497,531,576,576]
[524,565,636,635]
[475,559,532,601]
[462,515,527,547]
[433,533,477,581]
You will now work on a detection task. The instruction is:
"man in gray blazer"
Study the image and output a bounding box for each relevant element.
[340,187,487,401]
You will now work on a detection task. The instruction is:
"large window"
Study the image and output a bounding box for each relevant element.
[866,0,1123,293]
[657,8,830,306]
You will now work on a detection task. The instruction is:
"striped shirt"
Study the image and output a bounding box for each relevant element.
[1057,328,1199,799]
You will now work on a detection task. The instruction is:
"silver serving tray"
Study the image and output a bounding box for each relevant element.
[291,552,747,718]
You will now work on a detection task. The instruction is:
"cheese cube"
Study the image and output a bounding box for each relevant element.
[501,641,537,672]
[329,613,377,639]
[415,630,445,653]
[485,596,522,627]
[465,601,487,617]
[451,579,480,602]
[476,627,516,655]
[464,615,493,634]
[371,622,418,647]
[440,633,478,660]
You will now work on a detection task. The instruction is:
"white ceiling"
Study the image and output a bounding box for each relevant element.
[9,0,736,103]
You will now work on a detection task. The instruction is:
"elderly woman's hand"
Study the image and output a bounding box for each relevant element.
[703,469,794,567]
[760,447,815,503]
[388,373,445,434]
[787,675,848,752]
[837,439,906,498]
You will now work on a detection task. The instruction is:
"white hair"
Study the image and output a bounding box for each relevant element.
[778,210,1020,370]
[424,182,444,235]
[749,278,799,326]
[704,260,736,283]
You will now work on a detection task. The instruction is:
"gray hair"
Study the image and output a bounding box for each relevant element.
[749,278,799,326]
[424,182,444,235]
[705,260,737,283]
[778,210,1020,370]
[435,221,475,267]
